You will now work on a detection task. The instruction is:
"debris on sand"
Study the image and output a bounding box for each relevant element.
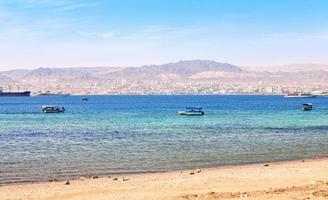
[242,192,248,198]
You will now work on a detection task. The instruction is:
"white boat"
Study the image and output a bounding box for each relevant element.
[284,92,316,98]
[42,105,65,113]
[36,91,70,97]
[178,107,204,116]
[312,91,328,96]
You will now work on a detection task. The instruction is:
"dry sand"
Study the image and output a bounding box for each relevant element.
[1,158,328,200]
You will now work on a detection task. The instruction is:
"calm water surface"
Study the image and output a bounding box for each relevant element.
[0,95,327,184]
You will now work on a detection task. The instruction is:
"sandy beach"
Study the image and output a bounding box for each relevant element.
[1,158,328,200]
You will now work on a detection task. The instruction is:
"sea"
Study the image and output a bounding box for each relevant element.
[0,95,327,184]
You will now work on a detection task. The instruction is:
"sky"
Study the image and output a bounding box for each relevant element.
[0,0,328,70]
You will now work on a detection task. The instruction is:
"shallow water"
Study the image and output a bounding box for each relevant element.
[0,95,327,184]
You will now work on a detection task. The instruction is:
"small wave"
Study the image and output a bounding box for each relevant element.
[264,125,328,132]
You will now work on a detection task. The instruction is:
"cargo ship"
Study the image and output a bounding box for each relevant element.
[0,90,31,97]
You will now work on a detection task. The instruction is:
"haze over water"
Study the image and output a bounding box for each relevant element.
[0,95,328,184]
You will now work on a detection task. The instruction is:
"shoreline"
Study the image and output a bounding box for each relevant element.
[2,156,327,186]
[1,157,328,200]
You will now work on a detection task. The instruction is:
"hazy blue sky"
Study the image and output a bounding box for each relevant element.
[0,0,328,69]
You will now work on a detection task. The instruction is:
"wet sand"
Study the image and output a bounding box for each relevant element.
[1,158,328,200]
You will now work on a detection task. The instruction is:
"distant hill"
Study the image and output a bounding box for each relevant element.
[0,59,243,83]
[137,60,242,76]
[103,60,242,80]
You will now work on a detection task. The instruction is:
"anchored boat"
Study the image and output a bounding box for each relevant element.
[42,105,65,113]
[178,107,204,116]
[302,103,313,111]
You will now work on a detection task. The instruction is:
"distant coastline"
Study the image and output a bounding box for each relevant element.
[0,60,327,96]
[25,93,327,96]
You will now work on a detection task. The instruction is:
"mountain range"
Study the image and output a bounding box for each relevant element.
[0,60,327,94]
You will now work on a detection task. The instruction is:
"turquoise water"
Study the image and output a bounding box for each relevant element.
[0,95,328,184]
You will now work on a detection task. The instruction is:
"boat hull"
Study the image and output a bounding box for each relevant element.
[284,95,317,98]
[178,111,204,116]
[42,110,65,113]
[37,94,70,97]
[0,91,30,97]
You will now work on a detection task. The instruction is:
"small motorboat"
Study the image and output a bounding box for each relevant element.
[302,103,312,111]
[42,105,65,113]
[178,107,204,116]
[82,97,88,101]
